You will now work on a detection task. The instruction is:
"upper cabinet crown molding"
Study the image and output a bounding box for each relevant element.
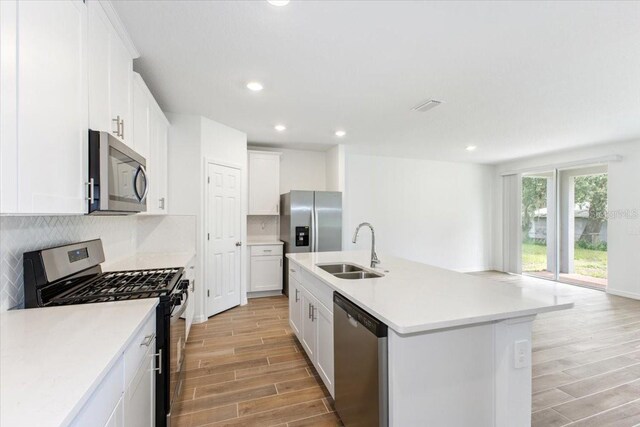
[97,0,140,59]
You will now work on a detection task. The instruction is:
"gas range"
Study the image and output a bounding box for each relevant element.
[23,239,188,427]
[49,268,185,305]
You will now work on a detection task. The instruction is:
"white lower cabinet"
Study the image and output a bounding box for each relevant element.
[124,339,155,427]
[288,275,302,336]
[315,302,334,394]
[104,397,124,427]
[249,245,283,292]
[300,288,317,360]
[289,261,335,396]
[70,313,157,426]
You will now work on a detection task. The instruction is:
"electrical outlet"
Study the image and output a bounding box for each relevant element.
[514,339,530,369]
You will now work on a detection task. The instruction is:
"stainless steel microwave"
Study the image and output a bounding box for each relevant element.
[88,130,148,214]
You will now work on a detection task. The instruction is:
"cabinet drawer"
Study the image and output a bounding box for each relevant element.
[250,245,283,257]
[288,260,302,283]
[124,312,156,387]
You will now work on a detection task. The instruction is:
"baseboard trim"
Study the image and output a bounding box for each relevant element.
[247,290,284,299]
[193,314,207,324]
[606,288,640,301]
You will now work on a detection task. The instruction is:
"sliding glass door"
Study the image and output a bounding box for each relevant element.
[558,167,608,289]
[516,165,608,290]
[521,171,557,280]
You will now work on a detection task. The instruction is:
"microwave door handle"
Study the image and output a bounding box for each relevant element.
[133,167,143,201]
[139,165,149,201]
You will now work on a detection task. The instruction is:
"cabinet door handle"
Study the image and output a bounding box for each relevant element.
[159,197,165,210]
[86,178,95,203]
[119,118,124,139]
[152,349,162,374]
[308,303,312,319]
[276,204,279,214]
[280,258,283,267]
[312,306,317,322]
[140,333,154,347]
[112,116,120,136]
[295,288,299,302]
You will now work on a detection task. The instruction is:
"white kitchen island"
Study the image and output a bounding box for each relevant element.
[286,251,573,427]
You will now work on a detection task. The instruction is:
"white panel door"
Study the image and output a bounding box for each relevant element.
[206,163,242,317]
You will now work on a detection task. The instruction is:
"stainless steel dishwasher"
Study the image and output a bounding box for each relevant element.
[334,292,388,427]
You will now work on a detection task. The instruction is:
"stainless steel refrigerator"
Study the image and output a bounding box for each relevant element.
[280,191,342,296]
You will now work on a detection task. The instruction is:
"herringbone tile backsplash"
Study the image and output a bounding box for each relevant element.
[0,216,137,312]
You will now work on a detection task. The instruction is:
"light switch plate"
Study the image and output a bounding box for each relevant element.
[514,339,530,369]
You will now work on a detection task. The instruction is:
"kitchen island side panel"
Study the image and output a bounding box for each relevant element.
[388,318,534,427]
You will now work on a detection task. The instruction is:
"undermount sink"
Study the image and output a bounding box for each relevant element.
[334,271,384,280]
[317,263,384,280]
[318,263,364,274]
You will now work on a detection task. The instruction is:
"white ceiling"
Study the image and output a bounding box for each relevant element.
[113,1,640,164]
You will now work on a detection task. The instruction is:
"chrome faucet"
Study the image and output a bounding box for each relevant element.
[352,222,380,268]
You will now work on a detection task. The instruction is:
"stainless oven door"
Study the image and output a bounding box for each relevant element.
[169,284,188,420]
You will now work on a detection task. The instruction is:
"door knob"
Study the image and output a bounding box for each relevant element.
[235,242,242,247]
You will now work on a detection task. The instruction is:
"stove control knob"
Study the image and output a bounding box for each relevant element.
[178,280,189,291]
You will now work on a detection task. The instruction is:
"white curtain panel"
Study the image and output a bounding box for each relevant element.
[502,174,522,274]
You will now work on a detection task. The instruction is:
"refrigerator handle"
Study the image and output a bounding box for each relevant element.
[311,205,316,252]
[314,206,319,252]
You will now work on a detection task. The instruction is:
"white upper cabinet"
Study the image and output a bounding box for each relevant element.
[1,0,88,214]
[133,72,169,215]
[248,151,281,215]
[87,0,133,147]
[87,0,110,136]
[132,73,150,158]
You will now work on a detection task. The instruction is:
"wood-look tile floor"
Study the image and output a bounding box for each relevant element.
[177,273,640,427]
[174,296,342,427]
[473,271,640,427]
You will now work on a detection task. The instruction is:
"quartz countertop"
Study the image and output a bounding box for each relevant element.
[247,240,284,246]
[102,251,195,272]
[287,251,573,334]
[0,299,158,427]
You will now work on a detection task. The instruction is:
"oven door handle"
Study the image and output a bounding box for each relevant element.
[171,294,189,319]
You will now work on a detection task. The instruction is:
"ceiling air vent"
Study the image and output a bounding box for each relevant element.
[412,99,442,113]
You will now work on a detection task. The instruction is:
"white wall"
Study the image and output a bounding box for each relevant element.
[248,146,327,194]
[492,140,640,299]
[326,144,346,192]
[167,113,248,322]
[344,153,494,272]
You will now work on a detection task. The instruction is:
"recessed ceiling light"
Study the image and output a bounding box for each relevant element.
[335,130,346,137]
[274,124,286,132]
[412,99,442,113]
[246,81,263,91]
[466,145,477,151]
[267,0,290,6]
